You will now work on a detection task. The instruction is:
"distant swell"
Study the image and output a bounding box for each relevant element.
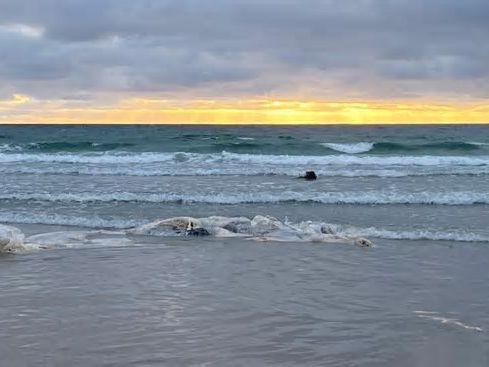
[1,139,488,156]
[1,191,487,205]
[32,141,135,152]
[1,142,136,152]
[374,141,483,153]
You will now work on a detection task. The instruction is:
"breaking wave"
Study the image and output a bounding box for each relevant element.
[1,151,489,166]
[1,191,488,205]
[321,142,374,154]
[2,214,488,243]
[321,141,486,154]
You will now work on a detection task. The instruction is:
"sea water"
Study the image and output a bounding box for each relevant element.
[1,124,488,366]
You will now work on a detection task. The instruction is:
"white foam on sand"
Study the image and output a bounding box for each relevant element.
[1,215,373,254]
[3,211,489,249]
[130,215,373,247]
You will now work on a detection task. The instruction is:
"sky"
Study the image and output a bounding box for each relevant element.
[0,0,488,124]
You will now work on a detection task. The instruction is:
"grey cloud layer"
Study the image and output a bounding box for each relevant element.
[1,0,488,100]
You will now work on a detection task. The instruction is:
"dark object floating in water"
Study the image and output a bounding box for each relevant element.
[299,171,317,180]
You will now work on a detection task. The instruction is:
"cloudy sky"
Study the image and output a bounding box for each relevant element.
[0,0,488,123]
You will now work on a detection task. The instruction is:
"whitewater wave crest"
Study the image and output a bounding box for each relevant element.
[321,141,488,154]
[1,191,488,205]
[321,142,374,154]
[1,151,489,167]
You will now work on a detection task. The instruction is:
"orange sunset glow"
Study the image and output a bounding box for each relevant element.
[1,95,488,124]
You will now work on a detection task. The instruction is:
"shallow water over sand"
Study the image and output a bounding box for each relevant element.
[1,234,488,367]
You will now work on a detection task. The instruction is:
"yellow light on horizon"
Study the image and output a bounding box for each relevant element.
[0,95,488,124]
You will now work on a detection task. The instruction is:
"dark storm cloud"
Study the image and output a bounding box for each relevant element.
[0,0,488,99]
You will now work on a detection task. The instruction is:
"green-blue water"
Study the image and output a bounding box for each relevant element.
[1,124,489,238]
[2,124,489,155]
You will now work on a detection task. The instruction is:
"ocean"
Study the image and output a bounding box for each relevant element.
[1,124,489,366]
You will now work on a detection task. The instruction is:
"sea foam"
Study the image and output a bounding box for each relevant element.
[2,215,489,245]
[1,190,487,205]
[414,311,483,332]
[1,151,489,166]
